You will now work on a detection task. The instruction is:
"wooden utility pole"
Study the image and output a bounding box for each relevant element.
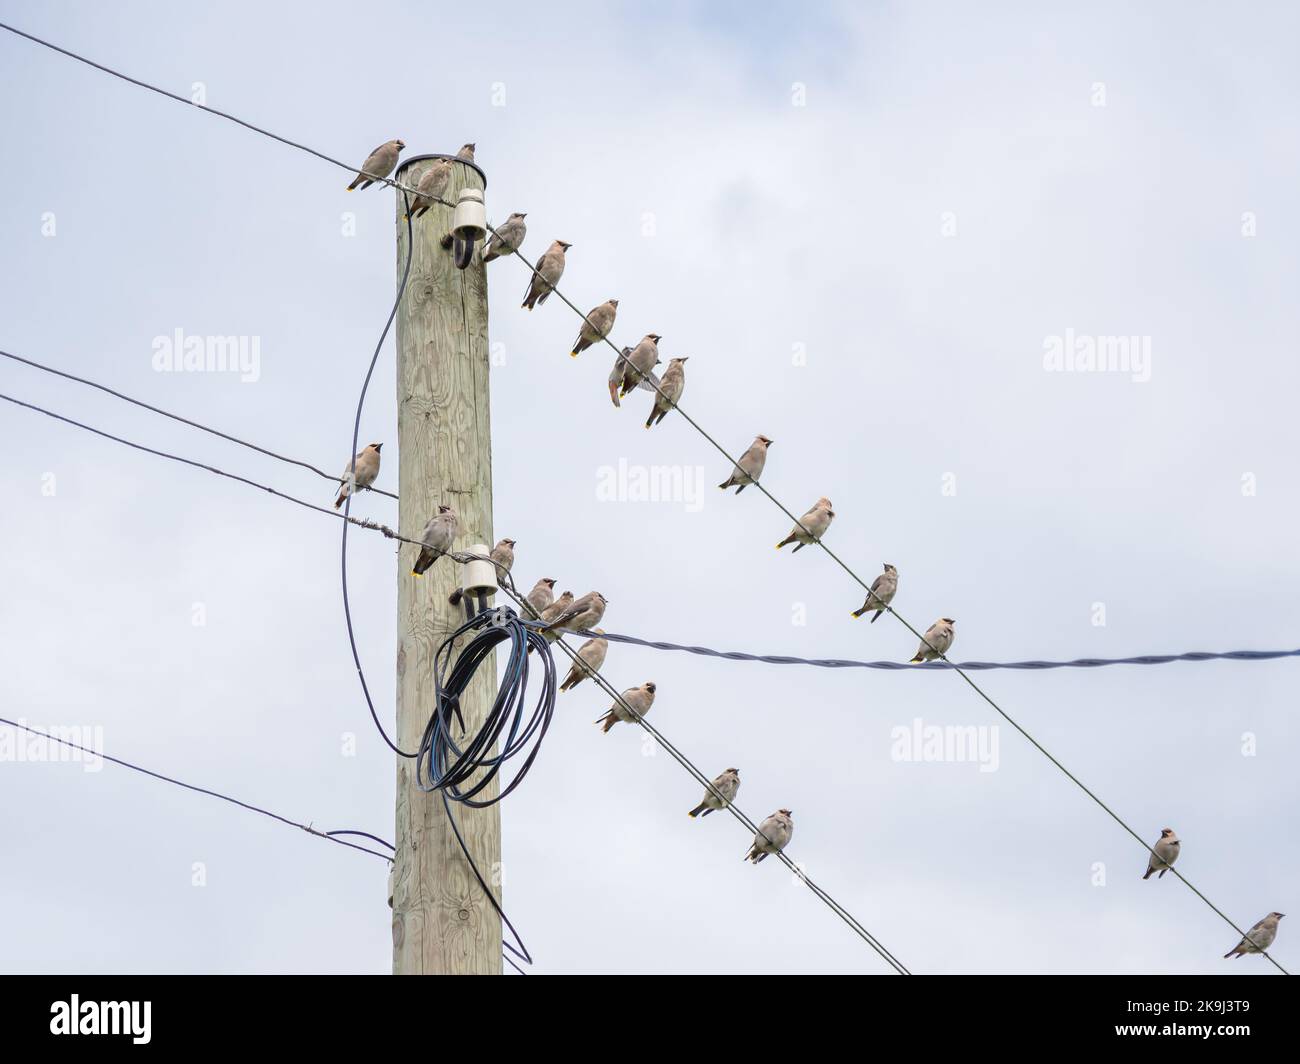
[391,154,501,975]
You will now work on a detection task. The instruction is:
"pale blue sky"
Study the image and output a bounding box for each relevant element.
[0,0,1296,973]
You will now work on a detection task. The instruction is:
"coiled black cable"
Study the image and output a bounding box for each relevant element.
[416,604,558,970]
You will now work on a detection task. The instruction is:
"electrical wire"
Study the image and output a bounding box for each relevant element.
[416,604,559,968]
[0,25,1285,973]
[338,190,416,758]
[0,715,393,862]
[576,631,1300,673]
[8,345,1296,678]
[1,388,909,972]
[0,348,398,500]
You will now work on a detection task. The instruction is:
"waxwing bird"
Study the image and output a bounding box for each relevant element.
[543,590,607,634]
[852,564,898,623]
[346,140,405,191]
[910,618,955,662]
[595,681,656,733]
[1143,828,1180,880]
[538,590,575,632]
[521,240,571,309]
[407,158,453,218]
[489,538,516,579]
[608,347,633,407]
[616,335,662,399]
[456,142,476,161]
[411,504,459,575]
[719,436,772,494]
[524,577,557,616]
[744,809,794,863]
[646,357,688,428]
[334,443,382,508]
[775,497,834,552]
[483,212,527,262]
[688,768,740,818]
[529,590,574,654]
[559,630,608,692]
[571,299,619,357]
[1224,913,1285,959]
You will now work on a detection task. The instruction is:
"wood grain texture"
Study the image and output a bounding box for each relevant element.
[392,157,501,975]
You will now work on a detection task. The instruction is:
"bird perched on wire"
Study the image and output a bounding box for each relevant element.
[1224,912,1285,959]
[595,682,656,733]
[718,436,772,494]
[776,497,834,552]
[527,590,574,655]
[521,240,571,310]
[411,505,459,575]
[543,590,607,634]
[346,140,405,191]
[613,334,662,402]
[535,590,575,643]
[455,142,476,161]
[559,630,608,692]
[1142,828,1180,880]
[407,157,453,218]
[334,443,382,509]
[688,768,740,819]
[910,618,955,662]
[489,538,516,580]
[851,564,898,623]
[571,299,619,357]
[524,577,557,617]
[646,357,688,428]
[483,212,527,262]
[744,809,793,863]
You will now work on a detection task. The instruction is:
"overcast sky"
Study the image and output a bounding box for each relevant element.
[1,0,1296,974]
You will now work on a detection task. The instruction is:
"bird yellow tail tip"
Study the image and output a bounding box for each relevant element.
[411,570,422,578]
[569,351,578,358]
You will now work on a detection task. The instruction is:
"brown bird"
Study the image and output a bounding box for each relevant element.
[521,240,571,309]
[411,505,459,575]
[719,436,773,494]
[646,357,688,428]
[1224,913,1285,959]
[615,334,662,400]
[559,630,608,692]
[524,577,557,617]
[775,497,834,552]
[456,142,476,161]
[688,768,740,818]
[334,443,382,508]
[595,682,656,733]
[407,157,452,218]
[570,299,619,357]
[346,140,405,191]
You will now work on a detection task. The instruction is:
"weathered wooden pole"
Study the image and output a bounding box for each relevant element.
[392,154,501,975]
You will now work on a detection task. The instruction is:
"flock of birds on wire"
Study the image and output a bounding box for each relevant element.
[332,138,1286,954]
